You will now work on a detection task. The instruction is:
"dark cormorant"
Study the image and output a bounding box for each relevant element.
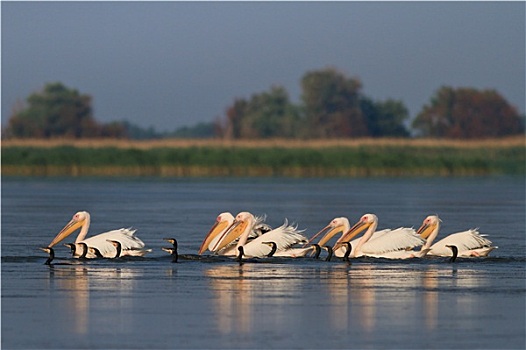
[40,247,55,265]
[323,246,333,261]
[262,242,277,257]
[446,245,458,263]
[107,240,122,258]
[342,242,352,263]
[64,242,89,258]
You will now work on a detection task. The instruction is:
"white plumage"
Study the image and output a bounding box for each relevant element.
[417,215,496,257]
[333,214,425,259]
[48,211,150,258]
[213,211,308,258]
[310,216,424,259]
[198,212,271,255]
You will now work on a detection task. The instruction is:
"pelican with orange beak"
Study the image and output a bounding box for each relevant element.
[48,211,150,258]
[198,212,236,255]
[198,212,272,255]
[211,211,308,258]
[331,214,425,259]
[417,215,496,257]
[306,217,392,258]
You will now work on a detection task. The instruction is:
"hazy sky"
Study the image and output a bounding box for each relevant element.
[2,1,525,131]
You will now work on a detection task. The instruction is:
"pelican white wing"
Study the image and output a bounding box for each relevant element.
[80,228,148,257]
[334,214,425,259]
[241,220,307,258]
[360,227,424,255]
[417,215,497,257]
[48,211,150,258]
[212,212,308,258]
[428,230,495,257]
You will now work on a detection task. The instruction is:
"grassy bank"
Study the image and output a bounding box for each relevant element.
[2,137,524,177]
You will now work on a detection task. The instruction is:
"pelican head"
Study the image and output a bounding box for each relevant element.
[307,217,349,247]
[212,212,254,253]
[417,215,441,240]
[334,214,378,251]
[198,212,235,254]
[49,211,90,248]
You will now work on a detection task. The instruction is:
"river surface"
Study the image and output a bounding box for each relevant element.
[2,176,525,349]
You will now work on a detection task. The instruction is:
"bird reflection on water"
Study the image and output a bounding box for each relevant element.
[43,264,139,336]
[202,258,482,338]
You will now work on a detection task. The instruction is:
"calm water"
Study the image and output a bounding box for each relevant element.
[2,176,525,349]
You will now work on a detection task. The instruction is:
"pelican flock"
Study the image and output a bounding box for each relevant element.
[40,210,497,264]
[209,211,308,258]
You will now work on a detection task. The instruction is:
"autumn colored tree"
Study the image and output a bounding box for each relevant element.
[412,86,524,138]
[218,98,248,139]
[4,82,127,139]
[300,67,368,138]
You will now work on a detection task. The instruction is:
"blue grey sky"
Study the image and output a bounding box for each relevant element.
[2,1,525,131]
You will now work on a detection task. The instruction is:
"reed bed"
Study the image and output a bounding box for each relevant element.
[2,136,524,149]
[2,137,524,177]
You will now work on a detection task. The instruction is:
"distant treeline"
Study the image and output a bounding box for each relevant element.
[3,67,524,140]
[2,138,524,177]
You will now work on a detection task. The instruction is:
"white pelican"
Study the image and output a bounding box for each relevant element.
[212,212,308,258]
[198,212,271,255]
[307,217,393,258]
[48,211,150,258]
[198,212,235,255]
[416,215,496,257]
[331,214,426,259]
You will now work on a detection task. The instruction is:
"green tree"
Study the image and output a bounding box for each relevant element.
[413,86,524,138]
[300,67,367,138]
[244,86,301,138]
[218,86,301,139]
[360,97,410,137]
[4,82,127,139]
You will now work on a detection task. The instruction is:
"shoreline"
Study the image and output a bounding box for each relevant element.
[2,137,524,177]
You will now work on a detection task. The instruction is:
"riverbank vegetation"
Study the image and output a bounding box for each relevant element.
[2,137,524,177]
